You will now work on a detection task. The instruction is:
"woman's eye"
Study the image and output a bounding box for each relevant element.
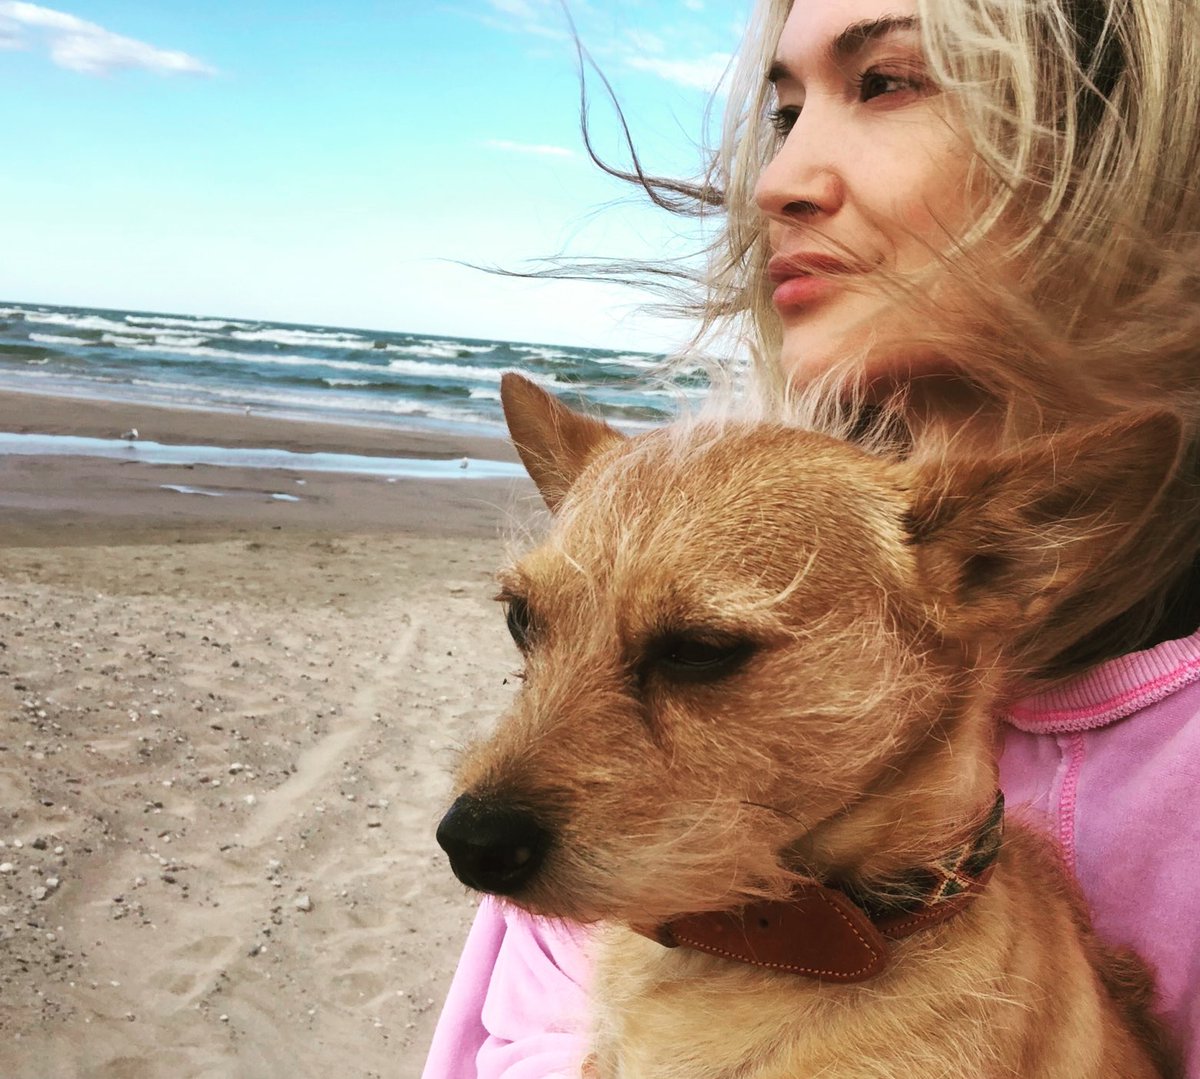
[504,598,534,650]
[856,70,923,102]
[767,105,799,137]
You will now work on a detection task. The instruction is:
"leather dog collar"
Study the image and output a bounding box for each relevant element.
[636,792,1004,984]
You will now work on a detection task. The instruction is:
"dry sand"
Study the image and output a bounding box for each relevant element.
[0,392,544,1078]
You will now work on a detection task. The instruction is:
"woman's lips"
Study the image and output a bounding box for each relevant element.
[768,253,855,312]
[772,275,840,309]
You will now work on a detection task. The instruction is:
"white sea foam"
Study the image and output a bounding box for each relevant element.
[386,358,553,384]
[420,339,494,354]
[127,314,250,331]
[353,398,495,424]
[387,343,475,360]
[388,341,494,359]
[124,377,494,425]
[251,353,383,373]
[468,387,501,401]
[611,354,663,370]
[152,335,207,348]
[28,311,133,334]
[29,333,92,346]
[322,378,373,387]
[230,328,375,349]
[86,322,201,343]
[125,341,235,359]
[511,345,573,362]
[125,343,398,376]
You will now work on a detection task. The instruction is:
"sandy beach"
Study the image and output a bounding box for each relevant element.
[0,391,542,1078]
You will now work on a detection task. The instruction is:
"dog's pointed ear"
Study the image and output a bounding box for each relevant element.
[500,373,625,512]
[905,410,1183,638]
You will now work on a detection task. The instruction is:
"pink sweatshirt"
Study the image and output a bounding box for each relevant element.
[423,628,1200,1078]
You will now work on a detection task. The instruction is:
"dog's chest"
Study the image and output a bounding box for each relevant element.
[590,928,846,1079]
[588,926,1012,1079]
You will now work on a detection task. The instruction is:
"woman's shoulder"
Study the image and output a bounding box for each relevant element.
[998,625,1200,857]
[1001,626,1200,737]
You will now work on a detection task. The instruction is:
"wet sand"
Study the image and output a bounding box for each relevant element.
[0,389,520,461]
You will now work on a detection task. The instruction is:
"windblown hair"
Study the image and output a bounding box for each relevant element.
[577,0,1200,678]
[688,0,1200,372]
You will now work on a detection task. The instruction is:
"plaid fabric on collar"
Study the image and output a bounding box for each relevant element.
[850,791,1006,921]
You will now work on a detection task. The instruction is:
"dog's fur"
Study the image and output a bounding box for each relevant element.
[443,373,1183,1078]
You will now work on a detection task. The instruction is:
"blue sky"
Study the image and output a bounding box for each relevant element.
[0,1,747,349]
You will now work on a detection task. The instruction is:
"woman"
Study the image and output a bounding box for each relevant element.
[424,0,1200,1074]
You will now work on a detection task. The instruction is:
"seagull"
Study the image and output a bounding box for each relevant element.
[460,457,469,470]
[120,428,139,441]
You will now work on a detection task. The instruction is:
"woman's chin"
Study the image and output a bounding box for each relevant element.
[778,333,870,392]
[776,293,905,392]
[779,323,1003,451]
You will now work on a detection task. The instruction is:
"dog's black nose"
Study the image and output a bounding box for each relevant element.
[436,794,551,895]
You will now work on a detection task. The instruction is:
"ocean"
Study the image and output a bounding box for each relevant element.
[0,300,704,439]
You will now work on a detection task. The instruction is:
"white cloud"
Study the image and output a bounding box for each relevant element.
[485,138,576,159]
[486,0,539,17]
[625,50,731,92]
[0,9,23,48]
[0,2,216,76]
[625,29,665,56]
[478,0,565,40]
[471,1,736,94]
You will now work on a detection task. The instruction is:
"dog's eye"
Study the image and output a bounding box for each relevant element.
[504,597,534,650]
[655,635,753,680]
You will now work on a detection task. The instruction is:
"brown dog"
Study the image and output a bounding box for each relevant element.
[437,373,1182,1078]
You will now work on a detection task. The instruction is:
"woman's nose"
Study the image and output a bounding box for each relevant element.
[754,110,845,223]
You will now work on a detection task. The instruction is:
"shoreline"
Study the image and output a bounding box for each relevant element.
[0,388,539,544]
[0,388,519,462]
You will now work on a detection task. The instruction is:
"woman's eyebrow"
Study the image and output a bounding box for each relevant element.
[767,15,920,83]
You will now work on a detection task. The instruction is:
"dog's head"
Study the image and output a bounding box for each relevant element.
[437,374,1180,924]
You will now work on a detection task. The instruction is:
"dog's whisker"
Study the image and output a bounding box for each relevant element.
[739,799,803,826]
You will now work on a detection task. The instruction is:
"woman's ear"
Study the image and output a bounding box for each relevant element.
[905,410,1184,638]
[500,373,625,512]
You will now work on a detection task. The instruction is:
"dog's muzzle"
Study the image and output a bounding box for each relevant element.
[436,794,551,896]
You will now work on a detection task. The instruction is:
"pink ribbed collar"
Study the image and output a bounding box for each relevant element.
[1002,627,1200,733]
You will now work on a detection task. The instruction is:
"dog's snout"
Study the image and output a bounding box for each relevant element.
[436,794,551,896]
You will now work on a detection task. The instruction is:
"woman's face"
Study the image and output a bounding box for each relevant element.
[755,0,977,395]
